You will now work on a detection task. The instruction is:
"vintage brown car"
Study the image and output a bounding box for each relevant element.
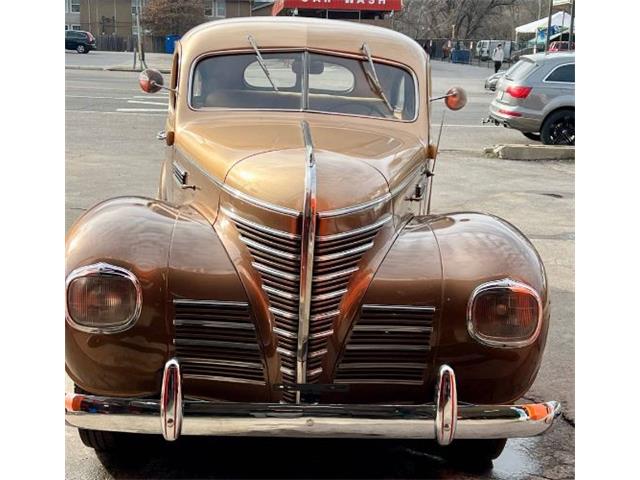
[65,17,559,462]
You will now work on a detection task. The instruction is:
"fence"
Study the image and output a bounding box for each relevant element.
[94,34,166,53]
[418,38,519,68]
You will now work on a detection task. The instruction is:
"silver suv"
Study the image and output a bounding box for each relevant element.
[487,52,574,145]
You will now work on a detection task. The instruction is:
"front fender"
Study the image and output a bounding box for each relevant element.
[336,212,548,404]
[429,212,549,404]
[65,197,179,396]
[65,197,256,398]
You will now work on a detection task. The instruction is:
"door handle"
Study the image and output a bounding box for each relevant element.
[172,163,197,190]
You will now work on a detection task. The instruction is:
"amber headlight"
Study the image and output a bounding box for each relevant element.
[467,279,542,348]
[65,263,142,333]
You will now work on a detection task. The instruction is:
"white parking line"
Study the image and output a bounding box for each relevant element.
[66,95,130,100]
[126,100,168,106]
[67,109,166,116]
[116,108,167,113]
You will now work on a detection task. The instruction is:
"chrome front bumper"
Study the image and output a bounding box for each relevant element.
[65,361,561,445]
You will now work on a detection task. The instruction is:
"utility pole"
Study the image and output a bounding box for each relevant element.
[135,0,146,70]
[533,0,543,53]
[545,0,554,53]
[568,0,575,51]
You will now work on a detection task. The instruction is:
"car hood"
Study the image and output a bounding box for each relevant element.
[176,116,426,214]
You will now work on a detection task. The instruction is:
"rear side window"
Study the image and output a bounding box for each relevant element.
[506,59,537,80]
[545,64,575,83]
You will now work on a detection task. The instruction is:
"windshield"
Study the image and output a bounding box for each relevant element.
[190,51,416,121]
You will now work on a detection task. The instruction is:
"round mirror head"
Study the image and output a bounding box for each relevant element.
[445,87,467,111]
[139,69,164,94]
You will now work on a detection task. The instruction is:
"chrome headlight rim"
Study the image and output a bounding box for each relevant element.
[466,278,543,349]
[65,262,143,334]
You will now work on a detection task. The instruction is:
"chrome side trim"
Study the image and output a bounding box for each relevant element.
[239,236,300,260]
[311,310,340,321]
[176,146,300,217]
[174,339,260,350]
[315,242,373,262]
[173,320,256,330]
[296,120,317,402]
[182,374,265,386]
[262,285,299,301]
[466,278,544,349]
[334,379,424,386]
[318,165,424,218]
[160,358,182,441]
[362,304,436,313]
[269,306,298,320]
[313,267,359,283]
[65,262,143,334]
[173,299,249,308]
[316,215,392,241]
[345,344,430,351]
[178,358,263,369]
[311,289,348,302]
[222,207,300,240]
[352,325,433,333]
[338,362,426,370]
[435,364,457,446]
[252,262,300,281]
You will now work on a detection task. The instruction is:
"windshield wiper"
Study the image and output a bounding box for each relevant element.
[361,43,393,114]
[247,34,279,92]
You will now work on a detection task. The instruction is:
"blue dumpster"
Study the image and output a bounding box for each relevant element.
[451,49,471,64]
[165,35,180,54]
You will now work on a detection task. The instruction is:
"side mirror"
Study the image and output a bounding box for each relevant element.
[444,87,467,111]
[139,69,164,94]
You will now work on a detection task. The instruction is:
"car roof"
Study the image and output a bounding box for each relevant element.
[521,52,575,64]
[179,17,426,70]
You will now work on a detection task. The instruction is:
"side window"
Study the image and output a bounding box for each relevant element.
[546,64,574,83]
[170,51,180,108]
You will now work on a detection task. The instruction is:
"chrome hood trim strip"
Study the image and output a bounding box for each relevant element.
[296,120,317,402]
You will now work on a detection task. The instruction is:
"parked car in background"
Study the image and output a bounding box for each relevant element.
[65,17,560,465]
[65,30,96,54]
[548,41,575,52]
[476,40,514,61]
[484,71,505,91]
[486,52,575,145]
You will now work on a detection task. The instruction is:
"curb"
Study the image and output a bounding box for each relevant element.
[66,65,171,74]
[484,144,575,161]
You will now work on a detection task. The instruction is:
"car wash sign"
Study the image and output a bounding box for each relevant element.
[283,0,403,11]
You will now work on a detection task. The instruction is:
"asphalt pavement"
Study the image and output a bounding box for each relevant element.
[65,58,574,479]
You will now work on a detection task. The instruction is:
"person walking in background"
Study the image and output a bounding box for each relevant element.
[492,44,504,73]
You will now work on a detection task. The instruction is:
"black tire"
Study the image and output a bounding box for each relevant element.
[78,428,122,451]
[74,384,137,452]
[522,132,541,141]
[438,439,508,464]
[76,44,86,54]
[540,109,575,145]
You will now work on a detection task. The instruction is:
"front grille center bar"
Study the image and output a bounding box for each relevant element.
[296,120,317,403]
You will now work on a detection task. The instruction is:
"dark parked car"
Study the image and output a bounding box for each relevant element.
[65,30,96,54]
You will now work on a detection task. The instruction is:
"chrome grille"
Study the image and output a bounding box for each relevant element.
[307,215,391,382]
[335,304,435,385]
[226,208,390,400]
[173,299,265,385]
[225,209,302,402]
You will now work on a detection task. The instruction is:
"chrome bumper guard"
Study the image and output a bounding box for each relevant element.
[65,360,560,445]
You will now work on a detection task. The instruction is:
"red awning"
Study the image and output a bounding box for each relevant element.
[282,0,403,12]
